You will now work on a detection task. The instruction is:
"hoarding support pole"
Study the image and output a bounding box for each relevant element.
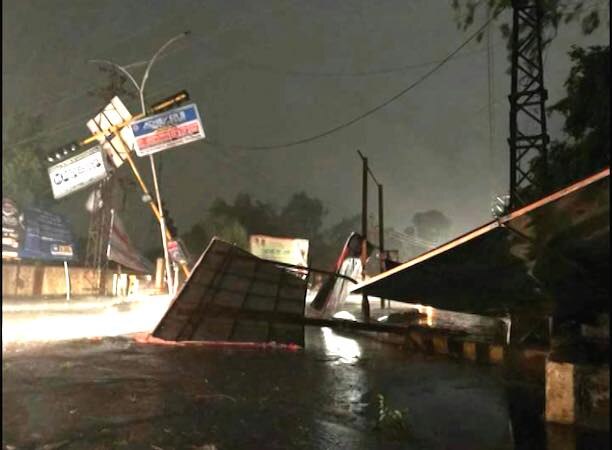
[89,32,190,294]
[378,183,385,310]
[64,261,71,302]
[149,153,174,296]
[118,144,189,278]
[360,151,370,322]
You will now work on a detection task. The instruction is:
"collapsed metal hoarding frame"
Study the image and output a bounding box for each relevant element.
[352,168,610,319]
[152,237,411,347]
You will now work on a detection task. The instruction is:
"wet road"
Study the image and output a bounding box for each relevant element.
[2,327,524,450]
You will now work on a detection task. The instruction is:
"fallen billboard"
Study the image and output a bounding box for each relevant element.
[107,209,153,273]
[352,168,610,320]
[153,238,307,346]
[309,232,366,317]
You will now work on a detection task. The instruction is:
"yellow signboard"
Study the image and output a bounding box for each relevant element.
[249,234,309,267]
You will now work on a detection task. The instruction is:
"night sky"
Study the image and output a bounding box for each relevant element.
[2,0,609,252]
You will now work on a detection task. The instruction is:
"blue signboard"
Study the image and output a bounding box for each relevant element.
[2,198,23,259]
[130,103,205,157]
[18,208,76,261]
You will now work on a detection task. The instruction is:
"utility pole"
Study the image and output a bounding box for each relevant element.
[357,150,387,316]
[378,183,385,309]
[89,32,190,295]
[83,92,190,279]
[358,151,370,322]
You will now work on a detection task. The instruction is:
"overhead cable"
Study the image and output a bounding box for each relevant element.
[202,15,496,151]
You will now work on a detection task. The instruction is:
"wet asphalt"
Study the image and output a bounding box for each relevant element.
[1,325,529,450]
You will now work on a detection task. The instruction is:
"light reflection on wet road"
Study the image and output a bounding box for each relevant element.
[2,326,523,450]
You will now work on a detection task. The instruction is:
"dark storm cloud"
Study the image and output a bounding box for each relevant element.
[2,0,609,251]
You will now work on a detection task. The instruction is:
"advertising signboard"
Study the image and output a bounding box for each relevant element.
[167,239,188,265]
[130,103,205,157]
[249,234,309,267]
[2,198,23,259]
[48,145,108,199]
[86,96,135,168]
[18,207,75,261]
[107,209,153,273]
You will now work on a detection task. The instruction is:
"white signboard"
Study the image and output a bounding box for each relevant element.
[249,234,309,267]
[87,96,135,168]
[130,103,205,157]
[48,145,108,199]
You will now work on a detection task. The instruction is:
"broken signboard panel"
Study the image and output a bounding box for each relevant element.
[352,168,610,321]
[152,238,307,346]
[309,232,373,318]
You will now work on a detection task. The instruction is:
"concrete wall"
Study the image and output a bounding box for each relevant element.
[546,358,610,431]
[2,262,114,298]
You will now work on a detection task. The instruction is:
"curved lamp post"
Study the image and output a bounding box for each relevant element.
[89,31,190,295]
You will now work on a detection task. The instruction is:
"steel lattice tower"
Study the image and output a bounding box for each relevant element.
[508,0,549,209]
[84,176,115,270]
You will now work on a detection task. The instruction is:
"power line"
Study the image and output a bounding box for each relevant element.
[486,5,496,201]
[5,67,225,149]
[202,15,496,151]
[230,41,503,78]
[6,16,494,153]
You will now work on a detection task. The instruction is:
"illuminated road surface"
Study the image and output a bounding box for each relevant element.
[2,295,173,347]
[1,326,556,449]
[4,292,591,449]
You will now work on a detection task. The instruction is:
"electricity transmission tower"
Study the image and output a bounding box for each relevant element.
[508,0,549,209]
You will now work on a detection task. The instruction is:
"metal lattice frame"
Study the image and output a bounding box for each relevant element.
[508,0,549,209]
[84,177,114,270]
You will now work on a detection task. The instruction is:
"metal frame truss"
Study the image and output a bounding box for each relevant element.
[508,0,549,209]
[84,176,115,270]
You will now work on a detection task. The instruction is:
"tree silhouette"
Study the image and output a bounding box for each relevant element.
[2,112,52,207]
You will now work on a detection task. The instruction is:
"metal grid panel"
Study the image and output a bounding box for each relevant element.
[153,238,307,345]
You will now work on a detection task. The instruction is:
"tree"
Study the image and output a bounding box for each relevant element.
[521,45,609,198]
[412,210,452,245]
[181,214,248,257]
[452,1,609,197]
[452,0,608,44]
[209,194,280,236]
[181,193,358,270]
[549,46,609,179]
[279,192,327,239]
[2,112,52,207]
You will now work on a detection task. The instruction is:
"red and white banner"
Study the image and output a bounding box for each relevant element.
[130,103,205,157]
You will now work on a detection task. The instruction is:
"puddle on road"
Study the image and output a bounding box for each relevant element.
[319,326,362,364]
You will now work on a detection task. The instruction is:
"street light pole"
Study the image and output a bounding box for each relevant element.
[90,32,189,296]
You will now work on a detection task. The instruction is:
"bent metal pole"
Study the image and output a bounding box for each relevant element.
[88,32,190,294]
[139,33,190,296]
[80,92,190,278]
